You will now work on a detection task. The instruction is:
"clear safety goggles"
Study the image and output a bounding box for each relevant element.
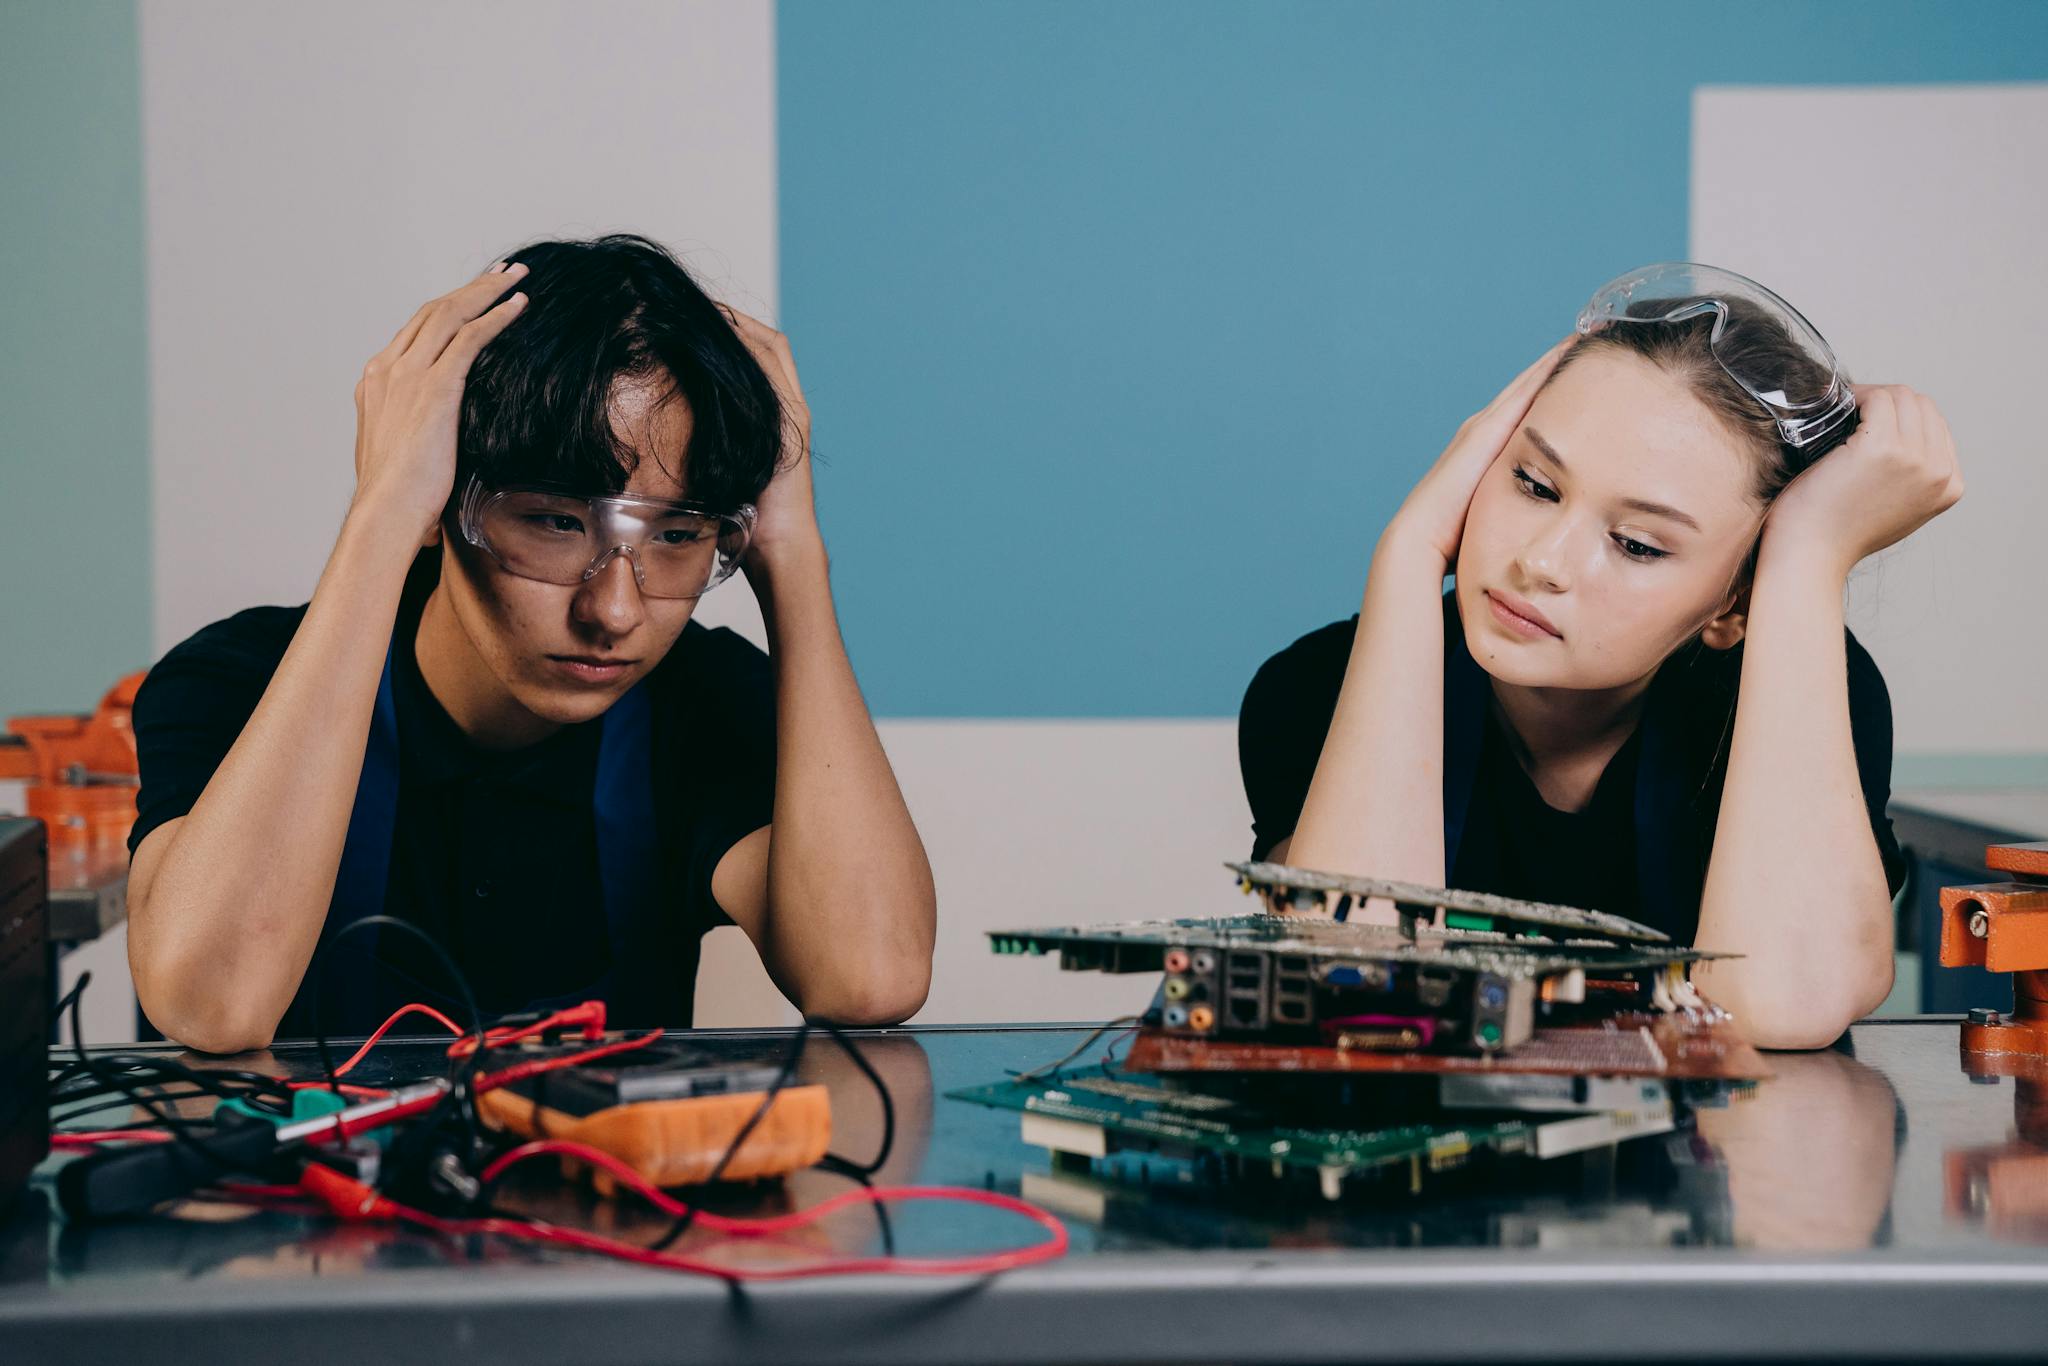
[1576,262,1857,450]
[457,479,754,600]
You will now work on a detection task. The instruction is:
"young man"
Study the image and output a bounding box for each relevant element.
[128,236,935,1052]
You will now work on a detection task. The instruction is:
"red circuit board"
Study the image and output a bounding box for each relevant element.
[1125,1012,1772,1082]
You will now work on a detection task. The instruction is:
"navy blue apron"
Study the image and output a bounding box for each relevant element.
[307,642,674,1035]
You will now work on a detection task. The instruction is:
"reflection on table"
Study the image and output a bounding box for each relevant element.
[10,1020,2048,1366]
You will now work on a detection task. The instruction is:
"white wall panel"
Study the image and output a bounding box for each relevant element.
[137,0,778,1035]
[1693,85,2048,755]
[896,719,1251,1025]
[141,0,779,655]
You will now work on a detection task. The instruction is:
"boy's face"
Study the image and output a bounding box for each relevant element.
[441,380,703,728]
[1452,350,1764,693]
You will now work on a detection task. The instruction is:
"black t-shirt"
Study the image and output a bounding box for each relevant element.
[1468,717,1645,917]
[1238,596,1906,941]
[129,555,776,1033]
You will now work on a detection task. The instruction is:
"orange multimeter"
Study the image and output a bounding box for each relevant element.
[478,1045,832,1192]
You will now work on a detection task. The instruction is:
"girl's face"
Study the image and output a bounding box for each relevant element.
[1453,349,1765,693]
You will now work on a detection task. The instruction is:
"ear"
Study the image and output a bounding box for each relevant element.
[1699,585,1749,651]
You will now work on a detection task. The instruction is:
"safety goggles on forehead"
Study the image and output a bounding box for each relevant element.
[457,479,754,600]
[1577,262,1857,451]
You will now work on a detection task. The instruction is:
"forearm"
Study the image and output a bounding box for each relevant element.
[748,540,935,1022]
[1693,542,1894,1048]
[1285,531,1449,886]
[130,504,421,1049]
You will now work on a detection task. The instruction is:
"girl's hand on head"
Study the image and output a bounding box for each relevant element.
[1763,384,1963,579]
[718,304,823,564]
[1387,337,1573,571]
[351,262,529,546]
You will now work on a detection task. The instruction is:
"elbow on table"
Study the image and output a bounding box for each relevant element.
[131,957,281,1056]
[804,976,930,1028]
[797,951,932,1028]
[1739,961,1895,1052]
[140,997,279,1056]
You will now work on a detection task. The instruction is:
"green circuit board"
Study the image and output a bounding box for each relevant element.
[987,914,1721,977]
[949,1070,1671,1190]
[1226,860,1675,943]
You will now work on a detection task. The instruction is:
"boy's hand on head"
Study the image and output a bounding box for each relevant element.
[1763,384,1963,579]
[718,305,822,565]
[1387,337,1573,572]
[351,262,530,546]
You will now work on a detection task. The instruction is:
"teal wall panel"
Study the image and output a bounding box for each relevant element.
[779,0,2048,715]
[0,0,151,716]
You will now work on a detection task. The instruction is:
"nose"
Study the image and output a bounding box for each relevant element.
[1515,516,1575,593]
[571,549,647,637]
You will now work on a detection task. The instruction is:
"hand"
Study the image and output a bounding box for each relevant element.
[718,305,822,563]
[1762,384,1962,579]
[351,262,529,545]
[1386,337,1573,571]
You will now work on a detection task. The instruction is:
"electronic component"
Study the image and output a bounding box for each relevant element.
[0,819,48,1217]
[949,1071,1673,1201]
[477,1084,832,1192]
[498,1042,788,1114]
[1439,1073,1671,1115]
[968,860,1757,1205]
[56,1081,452,1220]
[991,914,1722,1053]
[1228,860,1672,943]
[1125,1010,1771,1082]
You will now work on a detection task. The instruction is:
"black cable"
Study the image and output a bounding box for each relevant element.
[58,974,262,1173]
[307,914,484,1097]
[52,1092,223,1128]
[803,1025,902,1256]
[465,1017,903,1262]
[51,1075,287,1129]
[811,1155,897,1257]
[648,1023,901,1250]
[304,914,490,1193]
[50,1053,296,1119]
[54,1058,294,1102]
[814,1021,895,1177]
[642,1022,812,1253]
[49,973,89,1029]
[1007,1016,1142,1084]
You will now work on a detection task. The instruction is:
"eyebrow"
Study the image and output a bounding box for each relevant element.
[1522,427,1701,532]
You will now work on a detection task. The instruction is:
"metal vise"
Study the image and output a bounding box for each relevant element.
[1941,842,2048,1064]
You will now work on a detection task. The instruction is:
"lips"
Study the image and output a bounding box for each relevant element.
[547,654,637,684]
[1484,590,1562,641]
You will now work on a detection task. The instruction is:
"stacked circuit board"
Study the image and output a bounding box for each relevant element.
[991,860,1735,1056]
[953,861,1768,1200]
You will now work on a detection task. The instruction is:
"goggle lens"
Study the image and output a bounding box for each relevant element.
[468,487,751,598]
[1577,262,1855,449]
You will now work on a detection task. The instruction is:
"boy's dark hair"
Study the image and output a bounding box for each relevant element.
[453,234,785,512]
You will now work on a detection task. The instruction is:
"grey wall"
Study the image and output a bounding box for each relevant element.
[0,0,151,717]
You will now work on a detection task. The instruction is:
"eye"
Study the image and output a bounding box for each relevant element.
[1612,534,1668,562]
[654,527,704,547]
[1512,465,1559,502]
[523,513,585,535]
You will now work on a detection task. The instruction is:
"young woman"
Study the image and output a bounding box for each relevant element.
[128,235,935,1052]
[1239,265,1961,1049]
